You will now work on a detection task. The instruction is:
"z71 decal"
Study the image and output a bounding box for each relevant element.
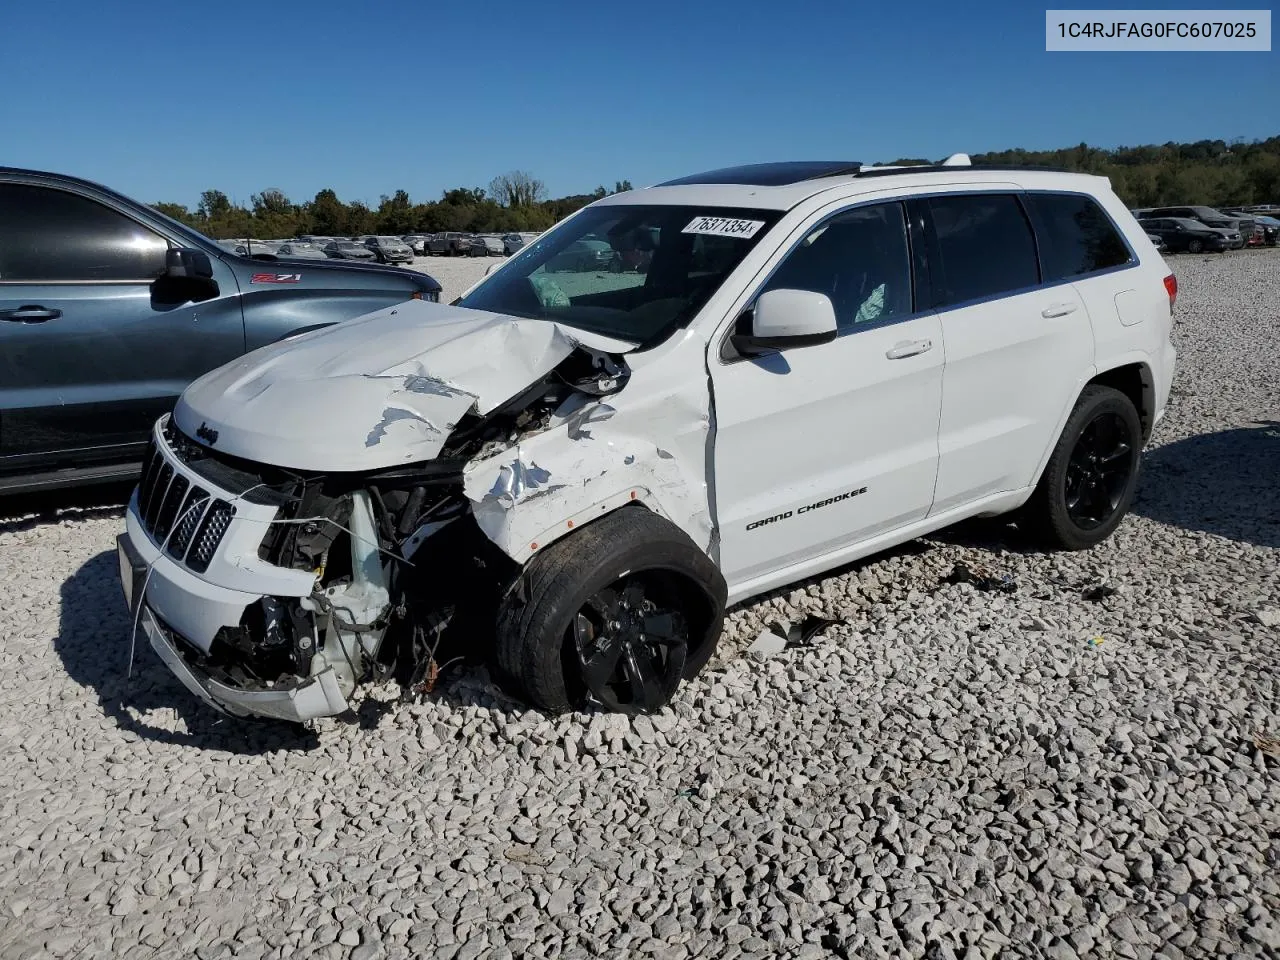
[746,487,868,531]
[250,273,302,284]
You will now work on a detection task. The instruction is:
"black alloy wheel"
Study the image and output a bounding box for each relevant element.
[571,574,688,713]
[1063,412,1135,531]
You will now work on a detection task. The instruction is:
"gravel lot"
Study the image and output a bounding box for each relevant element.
[1,250,1277,959]
[407,255,495,304]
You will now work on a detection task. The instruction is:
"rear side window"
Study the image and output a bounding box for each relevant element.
[1025,193,1132,281]
[927,194,1039,308]
[0,183,169,282]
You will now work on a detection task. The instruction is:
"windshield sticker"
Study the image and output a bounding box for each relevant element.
[250,273,302,284]
[682,216,765,239]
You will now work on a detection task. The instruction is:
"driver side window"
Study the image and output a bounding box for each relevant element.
[760,202,913,330]
[0,183,169,282]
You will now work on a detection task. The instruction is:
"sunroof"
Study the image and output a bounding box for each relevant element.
[657,161,863,187]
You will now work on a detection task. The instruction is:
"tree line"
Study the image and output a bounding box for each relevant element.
[152,138,1280,241]
[151,171,634,240]
[918,137,1280,208]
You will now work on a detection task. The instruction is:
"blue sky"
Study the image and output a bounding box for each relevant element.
[3,0,1276,208]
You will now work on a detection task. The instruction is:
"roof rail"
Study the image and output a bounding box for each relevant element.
[853,162,1074,178]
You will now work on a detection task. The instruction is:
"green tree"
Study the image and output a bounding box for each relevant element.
[375,190,415,234]
[306,189,347,235]
[198,189,233,221]
[150,202,199,229]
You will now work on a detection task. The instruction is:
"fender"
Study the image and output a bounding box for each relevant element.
[460,395,713,566]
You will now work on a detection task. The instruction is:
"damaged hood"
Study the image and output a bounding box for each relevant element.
[173,301,634,471]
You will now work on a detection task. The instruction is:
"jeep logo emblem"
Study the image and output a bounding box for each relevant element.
[195,422,219,445]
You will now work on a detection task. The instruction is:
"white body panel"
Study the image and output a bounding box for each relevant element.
[711,313,943,585]
[175,302,633,472]
[930,283,1093,514]
[123,165,1178,721]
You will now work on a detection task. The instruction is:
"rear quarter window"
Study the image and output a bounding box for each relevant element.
[1025,193,1133,282]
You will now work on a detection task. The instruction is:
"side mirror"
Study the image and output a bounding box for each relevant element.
[730,288,838,356]
[165,247,214,279]
[152,247,219,304]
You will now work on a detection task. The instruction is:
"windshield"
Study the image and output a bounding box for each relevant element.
[378,236,401,243]
[457,204,781,345]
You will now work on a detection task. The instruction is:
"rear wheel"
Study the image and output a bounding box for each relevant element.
[1019,385,1141,550]
[495,508,726,714]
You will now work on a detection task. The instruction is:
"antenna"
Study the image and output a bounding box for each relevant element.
[941,153,972,166]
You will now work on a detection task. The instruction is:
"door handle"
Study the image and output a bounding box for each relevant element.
[0,305,62,323]
[885,338,933,360]
[1041,303,1079,319]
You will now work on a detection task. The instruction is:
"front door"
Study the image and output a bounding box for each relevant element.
[0,181,245,470]
[711,200,943,589]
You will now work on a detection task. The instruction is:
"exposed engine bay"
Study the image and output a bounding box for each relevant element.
[137,341,633,718]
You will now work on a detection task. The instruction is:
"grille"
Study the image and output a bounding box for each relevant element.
[186,500,235,573]
[167,487,210,560]
[136,435,235,572]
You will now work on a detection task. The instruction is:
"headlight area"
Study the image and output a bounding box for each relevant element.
[150,347,630,721]
[208,470,518,714]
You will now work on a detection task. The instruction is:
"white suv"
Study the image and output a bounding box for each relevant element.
[118,158,1177,721]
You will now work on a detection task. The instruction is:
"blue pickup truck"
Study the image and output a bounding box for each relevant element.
[0,167,441,494]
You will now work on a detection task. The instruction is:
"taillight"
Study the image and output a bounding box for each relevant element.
[1163,273,1177,309]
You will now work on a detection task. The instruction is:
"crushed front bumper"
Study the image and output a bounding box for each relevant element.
[117,417,359,723]
[119,534,351,723]
[142,602,348,721]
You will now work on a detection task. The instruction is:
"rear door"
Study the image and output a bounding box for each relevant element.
[0,181,245,469]
[919,191,1095,515]
[1023,189,1144,354]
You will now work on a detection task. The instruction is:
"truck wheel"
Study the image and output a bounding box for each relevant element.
[1018,385,1141,550]
[495,507,726,714]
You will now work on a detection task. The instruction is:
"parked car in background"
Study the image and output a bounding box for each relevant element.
[1220,209,1270,246]
[0,166,440,494]
[1250,215,1280,246]
[403,235,430,255]
[365,236,415,264]
[545,238,613,272]
[118,159,1176,721]
[428,232,474,256]
[477,235,506,256]
[323,240,377,260]
[1146,206,1253,245]
[276,243,330,260]
[1145,232,1166,252]
[502,233,526,255]
[1138,217,1232,253]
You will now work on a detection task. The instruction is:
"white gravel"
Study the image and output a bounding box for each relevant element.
[1,249,1277,959]
[406,255,495,304]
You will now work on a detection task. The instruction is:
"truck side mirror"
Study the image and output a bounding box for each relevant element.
[152,248,219,304]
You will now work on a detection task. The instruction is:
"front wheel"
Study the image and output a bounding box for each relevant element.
[1019,385,1142,550]
[1187,238,1204,254]
[495,508,726,714]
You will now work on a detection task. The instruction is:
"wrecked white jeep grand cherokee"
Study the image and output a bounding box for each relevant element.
[119,158,1177,721]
